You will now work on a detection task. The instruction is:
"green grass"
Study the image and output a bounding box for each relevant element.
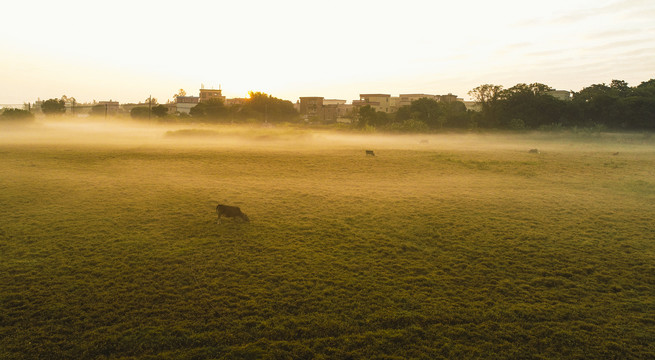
[1,129,654,359]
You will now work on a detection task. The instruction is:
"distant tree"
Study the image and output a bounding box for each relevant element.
[621,79,655,129]
[41,98,66,115]
[372,111,390,127]
[621,96,655,129]
[468,84,503,127]
[469,84,503,106]
[130,106,150,119]
[636,79,655,96]
[60,95,76,104]
[496,83,568,129]
[395,105,412,122]
[190,98,227,121]
[173,89,186,99]
[610,79,631,96]
[1,108,34,121]
[388,119,430,133]
[573,83,621,127]
[502,83,553,97]
[356,105,377,128]
[152,104,168,118]
[439,100,470,128]
[89,104,106,117]
[241,91,298,122]
[410,98,442,127]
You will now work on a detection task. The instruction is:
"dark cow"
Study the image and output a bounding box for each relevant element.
[216,204,250,224]
[365,150,376,156]
[528,148,540,154]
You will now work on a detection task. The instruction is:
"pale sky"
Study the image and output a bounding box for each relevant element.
[1,0,654,104]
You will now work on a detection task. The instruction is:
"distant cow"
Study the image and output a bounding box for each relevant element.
[528,148,540,154]
[365,150,376,156]
[216,204,250,224]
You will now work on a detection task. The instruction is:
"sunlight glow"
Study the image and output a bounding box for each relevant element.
[1,0,654,103]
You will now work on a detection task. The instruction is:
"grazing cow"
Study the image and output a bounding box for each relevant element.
[216,204,250,224]
[613,152,619,156]
[528,148,540,154]
[365,150,376,156]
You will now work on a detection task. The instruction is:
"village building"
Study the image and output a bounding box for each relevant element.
[547,90,572,101]
[398,94,440,108]
[299,97,324,122]
[174,96,200,114]
[357,94,391,113]
[298,97,352,123]
[96,100,120,114]
[225,98,248,106]
[199,87,226,103]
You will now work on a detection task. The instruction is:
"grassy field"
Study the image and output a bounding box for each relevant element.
[1,122,654,359]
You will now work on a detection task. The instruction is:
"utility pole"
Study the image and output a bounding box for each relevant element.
[148,95,152,121]
[105,104,108,120]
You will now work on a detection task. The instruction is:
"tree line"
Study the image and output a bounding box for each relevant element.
[3,78,654,131]
[356,78,655,132]
[129,91,298,123]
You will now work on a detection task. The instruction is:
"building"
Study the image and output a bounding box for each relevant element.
[463,101,482,112]
[96,100,120,114]
[323,99,346,106]
[440,93,462,103]
[398,94,440,108]
[299,97,325,122]
[225,98,248,106]
[358,94,391,113]
[298,97,352,123]
[335,103,353,119]
[174,96,199,114]
[199,88,226,103]
[547,90,572,101]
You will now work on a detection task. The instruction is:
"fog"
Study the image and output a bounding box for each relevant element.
[2,117,653,154]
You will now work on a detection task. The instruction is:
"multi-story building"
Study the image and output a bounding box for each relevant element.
[199,88,226,103]
[358,94,391,113]
[440,93,461,103]
[225,98,248,106]
[398,94,440,108]
[175,96,200,114]
[97,100,120,114]
[299,97,325,122]
[298,97,352,123]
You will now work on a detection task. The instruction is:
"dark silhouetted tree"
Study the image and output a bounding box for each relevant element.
[190,98,227,121]
[1,108,34,121]
[468,84,503,127]
[152,105,168,118]
[41,98,66,115]
[241,92,298,122]
[130,107,150,119]
[496,83,569,129]
[89,104,106,117]
[410,98,441,127]
[356,105,377,128]
[395,105,412,122]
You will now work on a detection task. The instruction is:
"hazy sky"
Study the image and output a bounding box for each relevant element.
[1,0,654,104]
